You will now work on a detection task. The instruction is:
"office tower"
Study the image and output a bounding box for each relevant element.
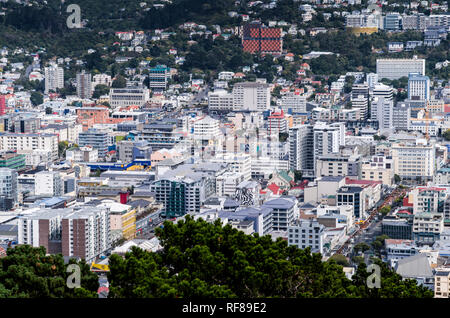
[208,89,234,112]
[408,72,430,101]
[383,13,402,31]
[352,84,370,119]
[351,95,369,119]
[373,83,394,101]
[44,64,64,94]
[0,168,18,211]
[281,92,307,113]
[232,82,271,111]
[78,129,109,158]
[376,57,426,80]
[393,102,411,131]
[289,124,314,176]
[242,22,283,54]
[371,98,394,131]
[76,71,92,99]
[391,141,435,181]
[149,65,171,91]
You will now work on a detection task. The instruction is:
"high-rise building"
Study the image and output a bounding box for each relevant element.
[289,124,314,176]
[376,57,426,80]
[44,65,64,94]
[372,83,394,101]
[0,168,17,211]
[149,65,171,91]
[408,72,430,101]
[281,92,306,113]
[393,102,411,131]
[391,141,435,181]
[313,122,345,172]
[76,71,92,99]
[371,98,394,131]
[34,171,63,197]
[18,207,111,262]
[78,129,109,158]
[232,82,271,111]
[242,22,282,55]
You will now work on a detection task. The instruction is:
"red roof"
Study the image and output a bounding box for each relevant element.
[397,210,411,215]
[444,105,450,113]
[267,183,281,195]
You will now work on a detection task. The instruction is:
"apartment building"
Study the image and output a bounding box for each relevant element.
[281,92,307,113]
[18,207,111,262]
[315,153,361,178]
[262,197,296,232]
[288,219,326,254]
[76,71,92,99]
[208,89,234,112]
[34,170,63,197]
[412,213,444,244]
[0,133,58,160]
[44,65,64,94]
[435,270,450,298]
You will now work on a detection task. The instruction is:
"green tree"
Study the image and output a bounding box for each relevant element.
[45,106,53,114]
[394,174,401,184]
[0,245,98,298]
[328,254,349,267]
[107,216,432,298]
[443,129,450,141]
[380,206,391,216]
[111,75,127,88]
[354,243,371,254]
[30,91,43,106]
[58,141,69,158]
[293,170,302,183]
[92,84,110,99]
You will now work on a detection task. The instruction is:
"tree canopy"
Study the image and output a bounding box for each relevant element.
[107,216,433,298]
[0,245,98,298]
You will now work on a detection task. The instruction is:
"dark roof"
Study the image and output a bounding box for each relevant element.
[128,199,152,209]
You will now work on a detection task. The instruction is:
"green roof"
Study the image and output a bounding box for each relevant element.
[278,170,293,183]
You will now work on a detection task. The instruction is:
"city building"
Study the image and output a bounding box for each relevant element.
[44,64,64,94]
[149,65,171,91]
[232,81,271,111]
[288,219,326,254]
[78,129,109,158]
[0,168,17,211]
[76,71,92,99]
[376,57,426,80]
[408,73,430,101]
[242,22,282,55]
[109,87,150,108]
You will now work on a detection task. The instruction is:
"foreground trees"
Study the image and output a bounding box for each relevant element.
[108,216,433,298]
[0,245,98,298]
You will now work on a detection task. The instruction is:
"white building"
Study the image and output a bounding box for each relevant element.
[0,133,58,160]
[109,87,150,108]
[76,71,92,99]
[281,92,306,113]
[208,89,234,112]
[92,74,112,88]
[44,65,64,94]
[391,140,435,181]
[376,57,426,80]
[288,219,326,254]
[232,82,271,111]
[408,72,430,101]
[34,171,63,197]
[371,98,394,131]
